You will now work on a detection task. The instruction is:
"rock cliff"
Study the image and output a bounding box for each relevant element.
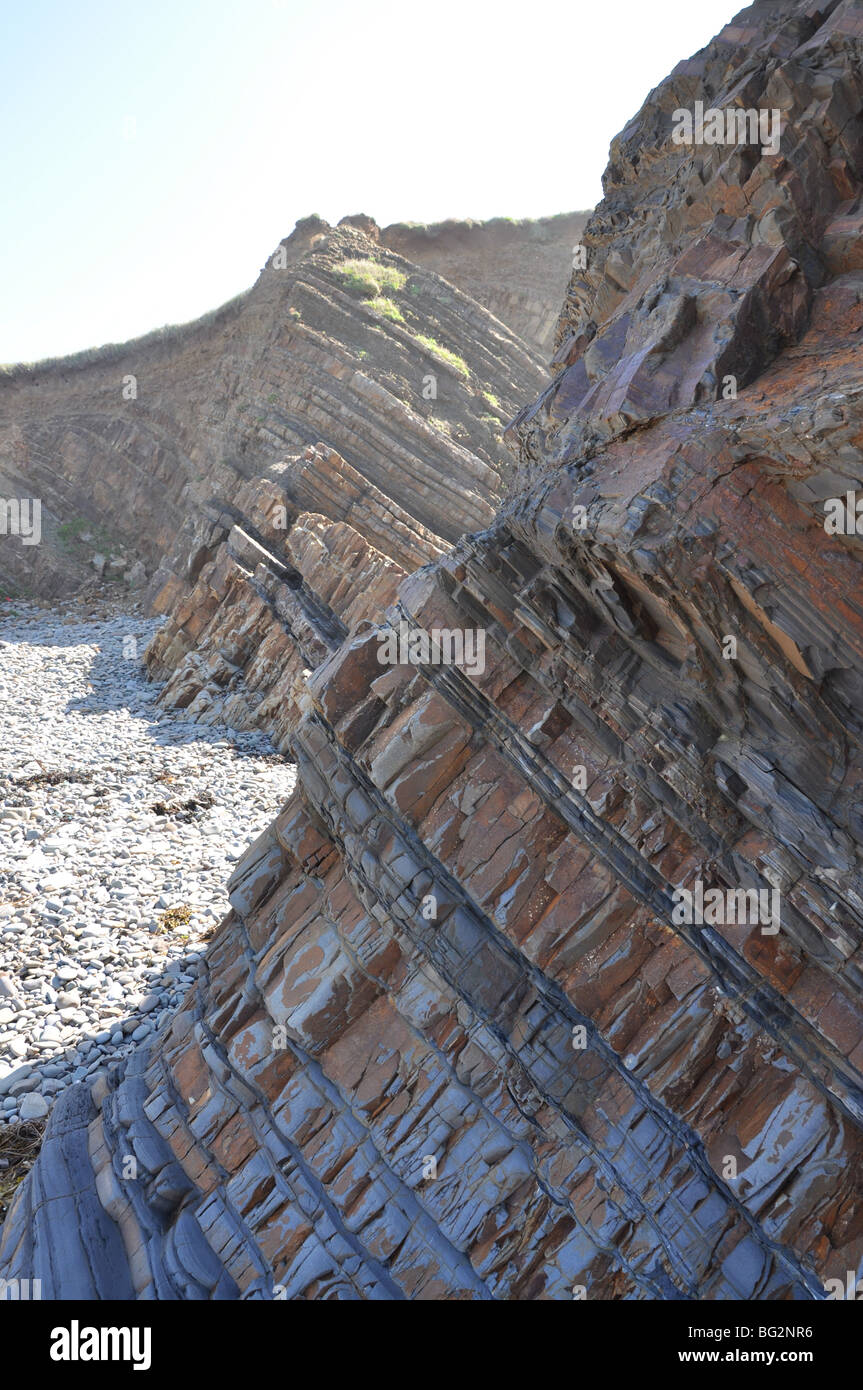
[0,218,547,602]
[378,212,588,357]
[3,0,863,1300]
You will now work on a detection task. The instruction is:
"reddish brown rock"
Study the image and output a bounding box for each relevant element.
[0,221,547,602]
[4,0,863,1304]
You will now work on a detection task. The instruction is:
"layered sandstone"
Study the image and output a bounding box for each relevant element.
[0,219,546,602]
[378,213,589,357]
[4,0,863,1301]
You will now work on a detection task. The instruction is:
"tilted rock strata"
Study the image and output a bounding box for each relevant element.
[278,444,447,574]
[144,462,416,750]
[512,0,863,484]
[376,213,589,358]
[4,0,863,1299]
[0,221,545,600]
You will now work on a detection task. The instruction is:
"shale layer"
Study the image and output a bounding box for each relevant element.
[3,0,863,1300]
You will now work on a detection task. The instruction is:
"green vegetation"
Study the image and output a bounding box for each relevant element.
[335,259,407,299]
[482,390,502,411]
[57,517,117,553]
[0,290,250,380]
[413,334,470,379]
[367,296,404,323]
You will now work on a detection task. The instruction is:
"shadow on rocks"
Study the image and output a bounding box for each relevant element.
[63,638,278,765]
[0,941,208,1132]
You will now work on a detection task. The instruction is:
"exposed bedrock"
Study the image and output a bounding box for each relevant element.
[511,0,863,482]
[376,212,589,358]
[3,0,863,1299]
[0,221,546,600]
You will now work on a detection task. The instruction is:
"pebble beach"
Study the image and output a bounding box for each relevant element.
[0,598,296,1125]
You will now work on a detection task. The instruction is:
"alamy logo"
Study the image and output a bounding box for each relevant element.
[376,620,486,678]
[824,1270,863,1300]
[672,102,781,157]
[0,498,41,545]
[0,1278,41,1299]
[823,492,863,534]
[50,1321,151,1371]
[672,881,780,933]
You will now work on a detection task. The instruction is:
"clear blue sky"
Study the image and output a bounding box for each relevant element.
[1,0,742,363]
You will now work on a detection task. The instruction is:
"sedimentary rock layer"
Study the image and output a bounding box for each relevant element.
[377,212,588,357]
[0,220,546,600]
[4,0,863,1300]
[143,453,423,749]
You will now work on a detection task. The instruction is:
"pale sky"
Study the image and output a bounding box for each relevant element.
[1,0,742,363]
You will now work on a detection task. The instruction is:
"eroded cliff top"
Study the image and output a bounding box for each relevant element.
[3,0,863,1305]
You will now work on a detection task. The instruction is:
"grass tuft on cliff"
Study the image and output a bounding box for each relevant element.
[0,291,250,380]
[57,516,118,553]
[413,334,470,379]
[336,259,406,299]
[367,296,404,322]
